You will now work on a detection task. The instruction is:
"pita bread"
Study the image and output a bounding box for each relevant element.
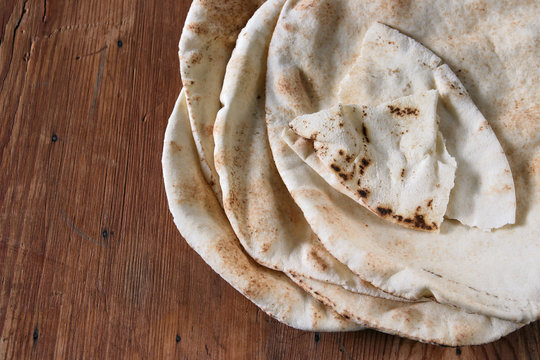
[292,274,521,346]
[162,89,360,331]
[179,0,265,199]
[285,90,457,231]
[266,0,539,322]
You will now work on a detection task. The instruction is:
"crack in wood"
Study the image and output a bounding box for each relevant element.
[0,0,29,94]
[11,0,28,52]
[42,0,47,23]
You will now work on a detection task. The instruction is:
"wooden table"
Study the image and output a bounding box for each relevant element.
[1,0,538,358]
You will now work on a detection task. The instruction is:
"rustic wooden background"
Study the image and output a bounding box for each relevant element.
[0,0,538,358]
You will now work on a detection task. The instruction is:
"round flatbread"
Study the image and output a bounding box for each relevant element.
[266,0,540,322]
[179,0,265,200]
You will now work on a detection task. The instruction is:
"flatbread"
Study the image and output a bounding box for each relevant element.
[292,274,521,346]
[285,90,457,231]
[162,89,360,331]
[266,0,540,322]
[179,0,265,200]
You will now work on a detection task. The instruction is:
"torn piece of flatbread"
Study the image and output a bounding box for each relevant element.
[285,91,456,232]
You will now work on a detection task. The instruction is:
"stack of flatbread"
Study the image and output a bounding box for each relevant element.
[162,0,539,346]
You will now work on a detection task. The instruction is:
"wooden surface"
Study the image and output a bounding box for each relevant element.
[0,0,539,358]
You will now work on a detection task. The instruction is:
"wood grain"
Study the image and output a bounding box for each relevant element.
[0,0,538,358]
